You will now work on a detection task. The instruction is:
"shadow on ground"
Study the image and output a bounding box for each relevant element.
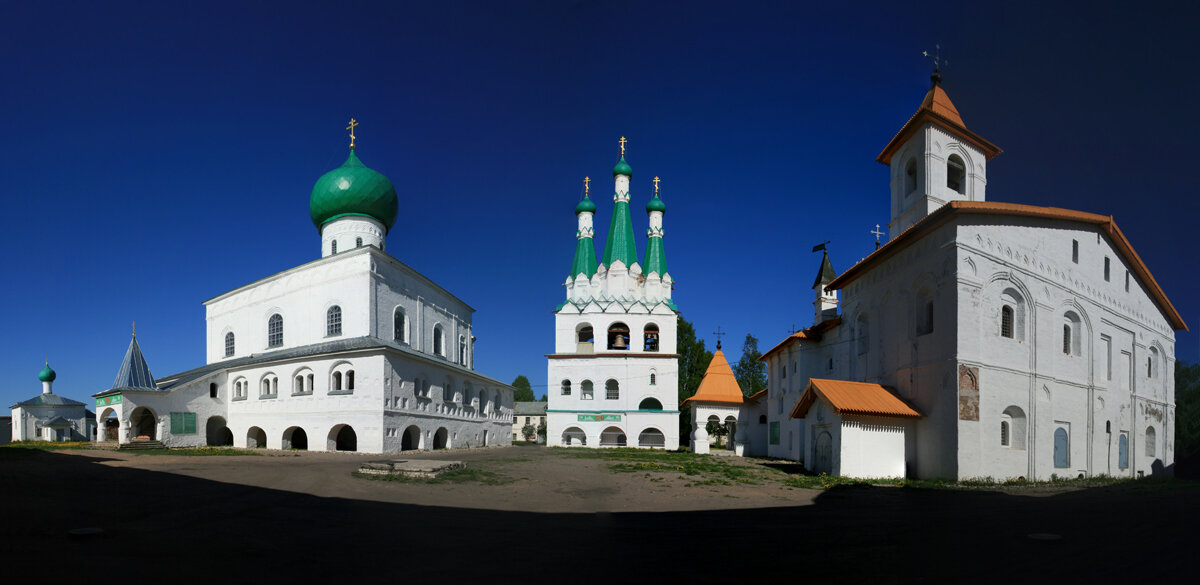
[2,450,1197,583]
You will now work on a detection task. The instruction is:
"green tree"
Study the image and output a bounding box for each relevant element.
[521,424,537,441]
[511,375,535,402]
[536,419,547,442]
[733,333,767,396]
[1175,361,1200,467]
[677,316,714,440]
[706,419,730,448]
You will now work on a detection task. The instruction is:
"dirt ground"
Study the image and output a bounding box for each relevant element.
[2,444,1198,582]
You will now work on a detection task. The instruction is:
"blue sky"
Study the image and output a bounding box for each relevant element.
[2,0,1196,407]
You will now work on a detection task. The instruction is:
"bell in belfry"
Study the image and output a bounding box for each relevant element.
[613,334,627,349]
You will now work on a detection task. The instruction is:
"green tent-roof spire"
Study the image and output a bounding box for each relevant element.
[812,250,837,289]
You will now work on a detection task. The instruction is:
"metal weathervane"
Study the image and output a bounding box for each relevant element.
[871,224,885,248]
[923,44,947,72]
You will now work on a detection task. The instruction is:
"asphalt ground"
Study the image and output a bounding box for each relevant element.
[2,445,1196,583]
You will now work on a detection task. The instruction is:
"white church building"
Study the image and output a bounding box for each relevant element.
[91,128,514,453]
[546,141,680,449]
[758,69,1186,480]
[10,362,96,442]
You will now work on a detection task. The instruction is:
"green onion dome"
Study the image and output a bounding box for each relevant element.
[309,150,399,232]
[38,363,56,382]
[612,156,632,177]
[575,194,597,215]
[646,193,666,213]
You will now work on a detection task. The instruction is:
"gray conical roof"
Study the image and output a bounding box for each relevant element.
[812,250,837,289]
[110,336,159,392]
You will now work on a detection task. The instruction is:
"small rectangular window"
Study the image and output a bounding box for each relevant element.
[209,383,218,398]
[1102,335,1112,381]
[1125,271,1130,292]
[1104,257,1111,281]
[769,421,780,445]
[1072,240,1079,263]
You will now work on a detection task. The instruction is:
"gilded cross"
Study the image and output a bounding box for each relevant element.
[618,136,627,157]
[871,224,885,246]
[583,176,590,196]
[653,176,661,195]
[346,118,359,150]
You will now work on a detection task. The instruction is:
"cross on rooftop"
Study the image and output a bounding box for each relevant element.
[653,176,660,194]
[346,118,359,150]
[923,44,947,72]
[871,224,885,248]
[619,136,627,157]
[713,325,726,349]
[583,176,590,195]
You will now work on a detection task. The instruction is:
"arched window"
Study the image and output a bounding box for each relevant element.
[346,370,355,390]
[649,372,657,386]
[605,379,619,400]
[1146,426,1157,457]
[946,154,965,194]
[327,305,342,337]
[294,375,304,394]
[267,314,283,348]
[576,323,594,352]
[393,307,406,343]
[1118,433,1129,470]
[355,237,363,248]
[644,324,660,352]
[332,371,343,392]
[306,374,313,393]
[607,323,630,350]
[916,288,934,336]
[1001,406,1027,450]
[581,380,594,400]
[1148,346,1159,378]
[224,332,235,357]
[1063,311,1082,356]
[433,325,444,356]
[1001,306,1014,339]
[638,397,662,410]
[904,157,917,194]
[758,414,767,424]
[561,380,572,396]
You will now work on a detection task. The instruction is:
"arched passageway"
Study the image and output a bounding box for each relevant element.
[401,425,421,451]
[638,428,665,448]
[100,408,119,442]
[328,424,357,452]
[600,426,626,447]
[247,426,267,449]
[433,428,449,449]
[562,427,586,446]
[283,426,308,450]
[130,407,158,440]
[206,416,232,446]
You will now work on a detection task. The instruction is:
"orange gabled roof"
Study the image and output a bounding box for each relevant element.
[825,200,1187,331]
[746,389,767,403]
[790,379,921,420]
[681,350,745,406]
[877,83,1002,166]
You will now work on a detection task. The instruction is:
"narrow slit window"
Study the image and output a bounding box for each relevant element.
[1072,239,1079,264]
[1000,306,1014,339]
[1104,257,1111,281]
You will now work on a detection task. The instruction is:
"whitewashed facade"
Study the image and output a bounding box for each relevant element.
[547,146,680,449]
[92,144,513,453]
[759,74,1184,480]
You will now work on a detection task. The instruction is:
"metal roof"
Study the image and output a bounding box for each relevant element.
[10,393,86,408]
[110,336,159,392]
[513,401,547,416]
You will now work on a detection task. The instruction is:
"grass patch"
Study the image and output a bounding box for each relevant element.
[125,447,261,456]
[2,440,94,451]
[352,467,512,485]
[561,448,771,485]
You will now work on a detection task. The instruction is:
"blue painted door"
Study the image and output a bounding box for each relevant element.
[1053,428,1069,468]
[1118,433,1128,470]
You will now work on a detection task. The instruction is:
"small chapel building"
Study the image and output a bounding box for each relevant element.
[757,70,1186,480]
[91,128,514,453]
[546,140,680,449]
[683,343,766,457]
[10,362,95,442]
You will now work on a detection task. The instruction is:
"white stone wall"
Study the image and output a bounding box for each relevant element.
[888,124,988,237]
[320,216,385,257]
[838,415,908,478]
[372,256,473,365]
[10,404,92,442]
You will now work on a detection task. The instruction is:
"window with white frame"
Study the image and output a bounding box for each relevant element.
[393,307,406,343]
[327,305,342,337]
[267,314,283,348]
[605,379,619,400]
[224,332,235,357]
[581,380,594,400]
[561,380,571,396]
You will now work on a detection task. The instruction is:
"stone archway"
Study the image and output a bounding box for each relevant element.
[99,408,119,442]
[247,426,267,449]
[283,426,308,450]
[433,428,449,449]
[401,425,421,451]
[328,424,357,452]
[206,416,232,446]
[129,407,158,441]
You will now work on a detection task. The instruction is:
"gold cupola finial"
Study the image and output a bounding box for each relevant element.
[653,176,660,195]
[583,176,590,196]
[132,320,136,338]
[346,118,359,150]
[618,136,627,157]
